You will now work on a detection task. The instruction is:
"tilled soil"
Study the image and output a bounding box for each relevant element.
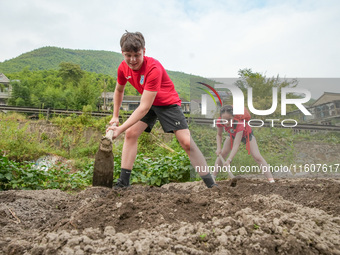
[0,177,340,255]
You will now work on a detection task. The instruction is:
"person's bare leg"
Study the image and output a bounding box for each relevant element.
[121,121,148,170]
[249,136,275,182]
[174,129,214,179]
[213,157,220,178]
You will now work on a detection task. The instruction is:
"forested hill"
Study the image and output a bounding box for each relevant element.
[0,47,123,76]
[0,46,200,100]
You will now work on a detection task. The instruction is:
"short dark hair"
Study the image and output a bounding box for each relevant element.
[120,31,145,52]
[220,105,233,116]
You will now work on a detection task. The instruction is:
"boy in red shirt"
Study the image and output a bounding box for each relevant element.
[215,105,275,183]
[107,31,217,189]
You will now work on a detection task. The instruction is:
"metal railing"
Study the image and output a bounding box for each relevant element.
[1,105,340,132]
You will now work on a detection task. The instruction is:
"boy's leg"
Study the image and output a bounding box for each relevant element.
[150,105,216,188]
[121,121,148,169]
[115,121,148,187]
[249,136,275,182]
[174,129,217,188]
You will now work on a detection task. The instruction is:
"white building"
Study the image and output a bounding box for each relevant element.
[0,73,11,105]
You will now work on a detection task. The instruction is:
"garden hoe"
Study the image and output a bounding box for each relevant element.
[218,154,235,179]
[92,124,116,188]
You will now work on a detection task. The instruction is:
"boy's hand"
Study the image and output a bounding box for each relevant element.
[109,116,119,126]
[106,125,122,139]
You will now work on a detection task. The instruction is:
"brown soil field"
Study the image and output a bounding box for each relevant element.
[1,177,340,255]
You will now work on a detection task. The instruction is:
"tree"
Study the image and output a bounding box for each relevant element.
[15,97,25,106]
[8,81,31,106]
[58,62,84,86]
[235,68,299,118]
[75,80,93,109]
[6,67,118,110]
[30,94,41,108]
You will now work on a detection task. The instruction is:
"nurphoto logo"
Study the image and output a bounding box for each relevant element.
[195,79,312,128]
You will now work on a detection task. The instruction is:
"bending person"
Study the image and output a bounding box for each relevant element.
[107,31,217,189]
[213,105,275,183]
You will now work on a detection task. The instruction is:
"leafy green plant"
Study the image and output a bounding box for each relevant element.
[114,150,191,186]
[0,154,93,191]
[0,120,47,161]
[0,147,191,191]
[199,233,207,241]
[253,223,260,230]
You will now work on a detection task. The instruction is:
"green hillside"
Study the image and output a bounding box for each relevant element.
[0,47,203,100]
[0,47,123,76]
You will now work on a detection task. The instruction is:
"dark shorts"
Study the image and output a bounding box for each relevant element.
[242,131,254,144]
[230,131,254,144]
[141,104,189,133]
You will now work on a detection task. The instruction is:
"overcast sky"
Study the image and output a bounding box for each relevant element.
[0,0,339,97]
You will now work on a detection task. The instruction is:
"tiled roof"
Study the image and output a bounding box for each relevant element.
[0,73,10,83]
[312,92,340,106]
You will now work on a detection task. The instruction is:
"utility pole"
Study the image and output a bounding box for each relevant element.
[103,79,107,110]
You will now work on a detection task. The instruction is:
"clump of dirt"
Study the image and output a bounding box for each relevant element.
[0,178,340,254]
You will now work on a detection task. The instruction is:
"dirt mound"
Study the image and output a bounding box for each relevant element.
[0,178,340,254]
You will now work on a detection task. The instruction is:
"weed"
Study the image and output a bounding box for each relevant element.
[254,223,260,230]
[199,233,207,241]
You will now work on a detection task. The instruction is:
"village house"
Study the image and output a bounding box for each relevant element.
[287,92,340,125]
[0,73,12,105]
[100,92,141,111]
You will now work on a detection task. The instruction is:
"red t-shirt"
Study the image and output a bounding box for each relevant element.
[117,56,181,106]
[216,117,252,139]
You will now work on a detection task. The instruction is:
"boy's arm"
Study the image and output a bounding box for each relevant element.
[107,90,157,138]
[109,83,125,125]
